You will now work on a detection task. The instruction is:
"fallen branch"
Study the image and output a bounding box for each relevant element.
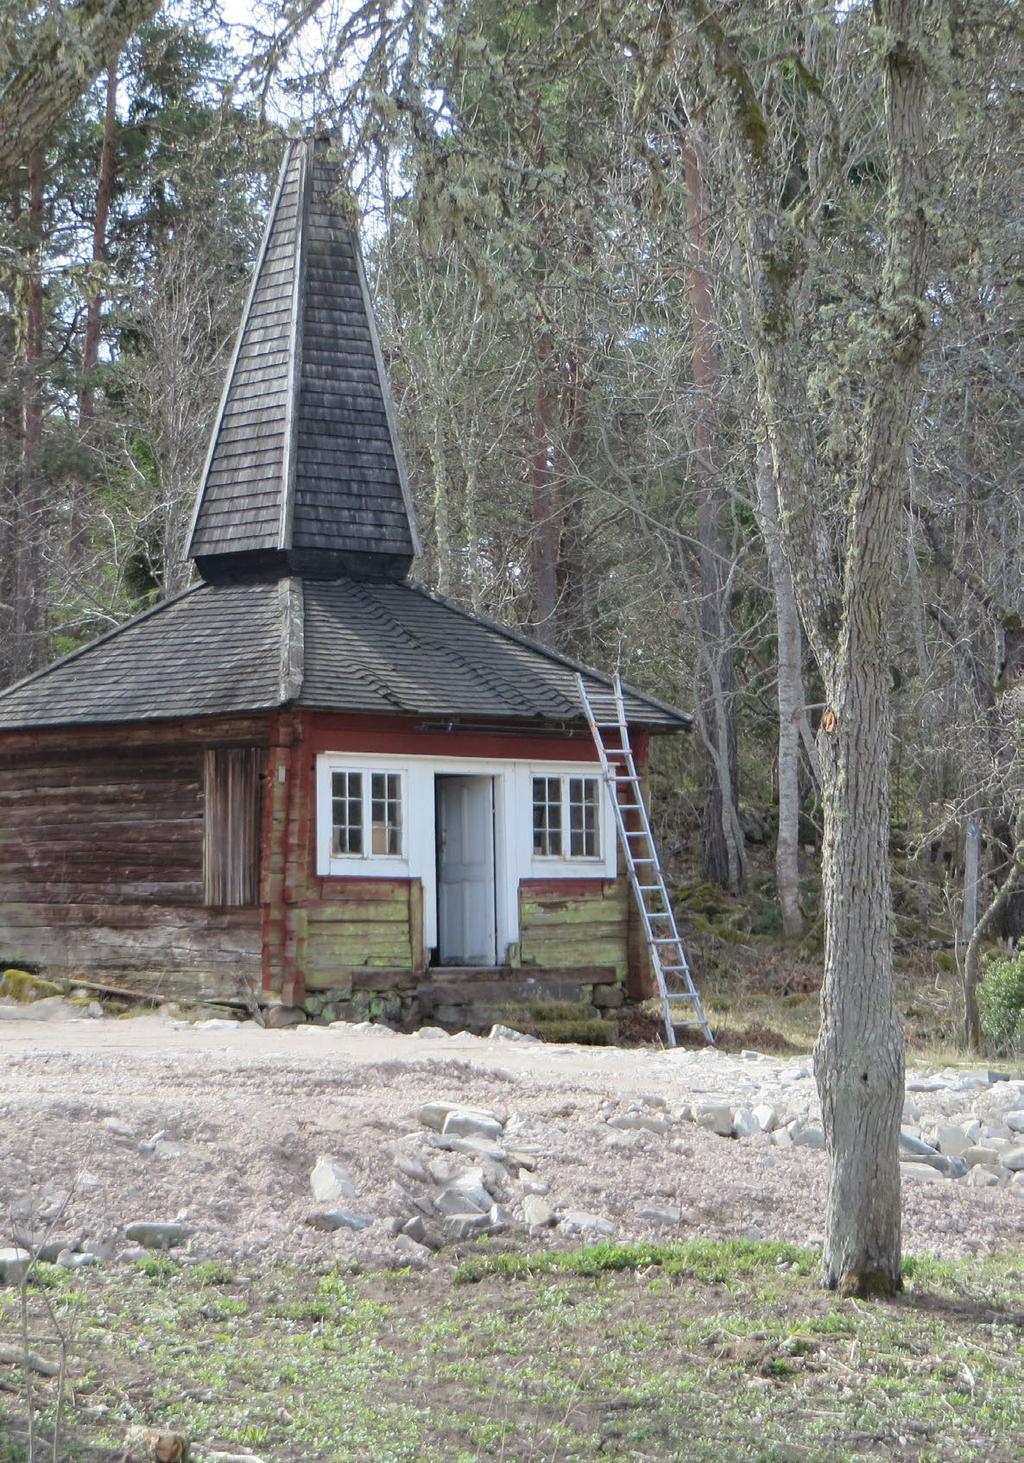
[0,1343,61,1377]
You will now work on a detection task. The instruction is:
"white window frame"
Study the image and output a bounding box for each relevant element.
[318,762,410,874]
[315,752,617,960]
[529,769,607,870]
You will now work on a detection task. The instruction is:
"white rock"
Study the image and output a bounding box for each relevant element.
[443,1212,491,1240]
[1004,1110,1024,1133]
[637,1205,682,1227]
[414,1026,451,1039]
[194,1018,241,1031]
[966,1167,1001,1187]
[560,1211,615,1238]
[901,1164,948,1184]
[935,1125,971,1158]
[790,1123,826,1151]
[310,1157,358,1203]
[488,1024,541,1043]
[0,1248,31,1285]
[962,1146,1000,1168]
[435,1183,490,1216]
[442,1109,503,1142]
[103,1117,134,1139]
[769,1129,793,1150]
[523,1194,554,1228]
[123,1221,193,1249]
[999,1147,1024,1171]
[731,1109,761,1140]
[694,1103,733,1137]
[751,1104,778,1134]
[607,1113,671,1136]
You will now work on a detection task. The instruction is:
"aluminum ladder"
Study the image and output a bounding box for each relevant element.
[577,673,714,1047]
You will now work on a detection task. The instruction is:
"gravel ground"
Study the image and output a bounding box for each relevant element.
[0,1015,1021,1270]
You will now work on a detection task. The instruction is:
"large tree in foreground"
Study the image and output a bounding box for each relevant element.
[677,0,935,1292]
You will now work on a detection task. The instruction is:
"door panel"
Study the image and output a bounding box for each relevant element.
[437,776,496,965]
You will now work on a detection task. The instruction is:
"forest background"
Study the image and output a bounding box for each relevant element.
[1,0,1020,1042]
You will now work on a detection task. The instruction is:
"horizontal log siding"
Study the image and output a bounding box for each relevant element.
[518,878,630,981]
[264,712,423,1003]
[0,719,270,992]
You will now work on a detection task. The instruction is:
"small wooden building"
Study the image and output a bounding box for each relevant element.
[0,136,690,1031]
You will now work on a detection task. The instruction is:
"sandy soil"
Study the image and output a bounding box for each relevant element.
[1,1016,1021,1269]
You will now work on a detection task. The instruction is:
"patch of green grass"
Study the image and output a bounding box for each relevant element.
[453,1237,817,1285]
[3,1241,1020,1463]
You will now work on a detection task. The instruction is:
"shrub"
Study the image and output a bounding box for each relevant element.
[977,950,1024,1055]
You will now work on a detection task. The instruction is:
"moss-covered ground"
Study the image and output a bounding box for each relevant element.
[1,1240,1021,1461]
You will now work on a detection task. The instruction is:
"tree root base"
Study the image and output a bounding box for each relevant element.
[832,1268,904,1299]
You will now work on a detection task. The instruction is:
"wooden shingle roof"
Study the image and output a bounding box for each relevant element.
[0,579,690,733]
[186,135,420,583]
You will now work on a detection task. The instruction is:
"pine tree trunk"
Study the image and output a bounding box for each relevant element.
[12,149,46,681]
[72,58,119,561]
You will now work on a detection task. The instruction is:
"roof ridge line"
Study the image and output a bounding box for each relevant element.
[278,577,304,702]
[184,142,293,561]
[0,585,201,705]
[400,578,692,726]
[278,137,311,552]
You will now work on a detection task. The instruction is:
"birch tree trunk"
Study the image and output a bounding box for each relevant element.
[754,442,805,938]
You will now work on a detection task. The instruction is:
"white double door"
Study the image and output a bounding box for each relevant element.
[436,774,497,966]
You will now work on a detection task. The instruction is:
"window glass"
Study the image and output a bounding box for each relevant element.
[532,775,562,856]
[331,769,363,855]
[568,776,600,857]
[371,771,402,856]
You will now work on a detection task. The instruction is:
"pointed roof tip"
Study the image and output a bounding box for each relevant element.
[186,133,421,581]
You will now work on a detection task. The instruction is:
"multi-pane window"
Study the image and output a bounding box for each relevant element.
[532,774,600,860]
[331,769,403,859]
[532,776,563,856]
[331,770,364,855]
[568,776,600,857]
[370,771,402,855]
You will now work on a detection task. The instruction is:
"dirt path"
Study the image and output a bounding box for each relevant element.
[1,1016,1020,1269]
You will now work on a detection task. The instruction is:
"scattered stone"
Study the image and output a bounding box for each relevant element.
[103,1117,134,1139]
[906,1076,950,1092]
[13,1229,80,1264]
[489,1024,541,1042]
[1000,1147,1024,1172]
[414,1026,451,1039]
[435,1179,491,1216]
[607,1113,672,1136]
[0,1248,32,1286]
[731,1109,761,1140]
[560,1211,615,1238]
[192,1019,241,1031]
[442,1109,504,1142]
[1004,1110,1024,1133]
[310,1157,358,1203]
[392,1234,430,1268]
[966,1167,1001,1188]
[694,1103,734,1137]
[790,1124,825,1151]
[962,1145,1000,1169]
[751,1104,778,1134]
[900,1130,940,1158]
[489,1203,512,1231]
[264,1005,305,1029]
[935,1125,972,1158]
[124,1222,193,1250]
[520,1175,549,1194]
[523,1194,554,1228]
[417,1102,457,1131]
[769,1129,794,1150]
[443,1212,491,1240]
[306,1211,373,1232]
[901,1163,948,1184]
[58,1250,99,1268]
[393,1153,431,1185]
[637,1205,682,1227]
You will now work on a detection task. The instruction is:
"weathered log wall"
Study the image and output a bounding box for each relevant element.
[0,718,269,997]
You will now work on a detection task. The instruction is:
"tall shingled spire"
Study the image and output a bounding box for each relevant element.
[187,135,421,583]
